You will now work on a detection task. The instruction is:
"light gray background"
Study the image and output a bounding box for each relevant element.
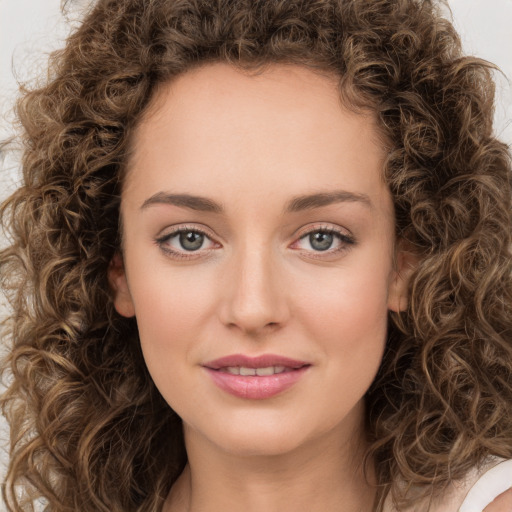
[0,0,511,502]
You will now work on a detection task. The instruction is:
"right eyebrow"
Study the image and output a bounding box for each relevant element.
[140,192,224,213]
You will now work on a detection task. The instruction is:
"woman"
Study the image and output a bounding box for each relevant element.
[1,0,511,511]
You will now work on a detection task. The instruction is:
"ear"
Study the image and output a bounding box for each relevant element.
[387,242,419,313]
[108,252,136,318]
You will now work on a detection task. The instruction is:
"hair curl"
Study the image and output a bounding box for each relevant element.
[1,0,511,511]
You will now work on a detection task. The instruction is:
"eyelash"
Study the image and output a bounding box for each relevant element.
[292,225,355,259]
[155,224,355,261]
[155,225,218,260]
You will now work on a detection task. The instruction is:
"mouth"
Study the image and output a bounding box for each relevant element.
[203,354,311,400]
[204,353,310,371]
[217,365,300,376]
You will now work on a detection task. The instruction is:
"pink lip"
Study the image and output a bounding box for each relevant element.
[203,354,311,400]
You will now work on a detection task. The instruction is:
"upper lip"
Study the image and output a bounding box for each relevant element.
[203,354,310,370]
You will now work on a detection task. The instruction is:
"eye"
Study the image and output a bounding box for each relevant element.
[155,226,219,259]
[291,226,355,256]
[304,231,336,251]
[174,231,208,251]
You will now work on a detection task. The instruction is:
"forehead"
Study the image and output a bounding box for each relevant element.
[124,63,389,212]
[146,62,343,117]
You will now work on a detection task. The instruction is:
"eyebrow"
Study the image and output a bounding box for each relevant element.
[285,190,372,212]
[140,190,372,213]
[141,192,223,213]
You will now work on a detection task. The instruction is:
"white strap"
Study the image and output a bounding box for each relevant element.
[459,459,512,512]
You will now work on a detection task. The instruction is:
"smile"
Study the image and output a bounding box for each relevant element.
[219,366,292,376]
[203,354,311,399]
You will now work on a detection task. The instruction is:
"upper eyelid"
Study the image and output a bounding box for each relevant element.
[294,223,353,240]
[292,229,354,247]
[156,224,217,241]
[157,223,350,239]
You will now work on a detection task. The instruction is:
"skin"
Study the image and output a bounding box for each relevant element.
[109,62,414,512]
[483,489,512,512]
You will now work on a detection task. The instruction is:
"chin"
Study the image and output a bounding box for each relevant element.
[197,413,330,459]
[217,431,307,458]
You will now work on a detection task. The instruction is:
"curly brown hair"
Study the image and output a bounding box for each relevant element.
[1,0,511,510]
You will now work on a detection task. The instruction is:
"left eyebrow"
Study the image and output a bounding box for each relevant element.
[284,190,372,213]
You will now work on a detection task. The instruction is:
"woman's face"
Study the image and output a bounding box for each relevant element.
[111,63,410,457]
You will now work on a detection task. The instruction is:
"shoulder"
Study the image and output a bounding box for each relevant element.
[383,458,512,512]
[481,488,512,512]
[459,458,512,512]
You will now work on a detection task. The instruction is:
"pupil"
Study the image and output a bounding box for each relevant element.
[180,231,204,251]
[310,232,333,251]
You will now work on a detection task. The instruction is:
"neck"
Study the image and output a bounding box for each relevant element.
[164,408,376,512]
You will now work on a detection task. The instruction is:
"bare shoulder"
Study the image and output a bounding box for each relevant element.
[483,488,512,512]
[383,459,512,512]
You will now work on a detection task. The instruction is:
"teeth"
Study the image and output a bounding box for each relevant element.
[223,366,290,376]
[239,367,257,376]
[256,366,274,376]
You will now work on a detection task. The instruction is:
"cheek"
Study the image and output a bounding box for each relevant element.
[137,279,212,325]
[125,254,219,376]
[293,255,391,381]
[295,251,391,334]
[131,274,216,419]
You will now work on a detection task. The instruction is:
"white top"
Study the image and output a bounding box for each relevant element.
[459,458,512,512]
[383,458,512,512]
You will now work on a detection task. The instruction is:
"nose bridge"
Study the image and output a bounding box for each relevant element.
[220,235,288,334]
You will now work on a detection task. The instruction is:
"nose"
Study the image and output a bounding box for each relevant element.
[218,244,290,336]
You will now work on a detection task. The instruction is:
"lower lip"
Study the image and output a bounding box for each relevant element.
[204,367,310,400]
